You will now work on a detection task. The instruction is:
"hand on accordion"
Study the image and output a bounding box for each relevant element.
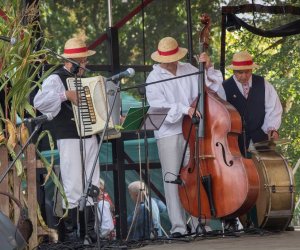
[120,115,126,124]
[65,90,81,106]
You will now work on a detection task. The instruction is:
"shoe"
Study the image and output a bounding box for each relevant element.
[204,225,212,232]
[61,208,80,242]
[286,226,294,231]
[195,225,212,234]
[224,218,238,232]
[170,232,183,238]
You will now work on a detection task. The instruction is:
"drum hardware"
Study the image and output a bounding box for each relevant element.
[263,184,294,193]
[253,138,290,148]
[271,185,275,193]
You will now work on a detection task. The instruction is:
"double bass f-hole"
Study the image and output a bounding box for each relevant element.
[216,142,234,167]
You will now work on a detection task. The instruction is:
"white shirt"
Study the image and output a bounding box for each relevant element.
[232,75,282,133]
[97,200,114,238]
[146,62,224,139]
[34,68,69,117]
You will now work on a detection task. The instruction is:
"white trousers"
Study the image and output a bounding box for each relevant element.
[157,134,188,234]
[57,135,100,209]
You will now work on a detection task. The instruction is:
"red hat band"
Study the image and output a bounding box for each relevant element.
[157,46,179,56]
[232,60,253,66]
[64,47,88,55]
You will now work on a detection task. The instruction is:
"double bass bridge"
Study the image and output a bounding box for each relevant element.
[197,154,215,160]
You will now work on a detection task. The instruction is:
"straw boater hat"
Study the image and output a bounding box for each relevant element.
[151,37,188,63]
[60,37,96,59]
[227,51,259,70]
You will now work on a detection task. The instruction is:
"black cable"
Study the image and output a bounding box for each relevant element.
[252,0,257,27]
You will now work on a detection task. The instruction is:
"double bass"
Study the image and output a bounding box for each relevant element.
[178,14,260,220]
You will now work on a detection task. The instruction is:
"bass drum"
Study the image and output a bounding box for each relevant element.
[244,150,295,231]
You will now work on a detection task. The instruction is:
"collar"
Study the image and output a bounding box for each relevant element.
[233,75,253,87]
[153,61,183,75]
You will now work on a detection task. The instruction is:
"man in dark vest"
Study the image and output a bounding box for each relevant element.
[222,51,283,231]
[223,51,282,157]
[34,37,99,243]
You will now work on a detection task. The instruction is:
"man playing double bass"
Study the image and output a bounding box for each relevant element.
[146,36,225,237]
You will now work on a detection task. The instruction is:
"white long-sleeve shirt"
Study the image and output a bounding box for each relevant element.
[231,75,282,133]
[34,68,69,117]
[146,62,224,139]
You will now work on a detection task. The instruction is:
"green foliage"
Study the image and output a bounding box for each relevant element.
[0,1,58,181]
[37,0,300,167]
[38,0,224,98]
[0,1,56,121]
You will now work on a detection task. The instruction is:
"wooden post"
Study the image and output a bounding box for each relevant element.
[26,143,38,249]
[0,143,57,248]
[0,145,10,216]
[13,145,21,224]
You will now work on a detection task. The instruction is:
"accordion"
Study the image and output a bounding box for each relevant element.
[66,75,121,138]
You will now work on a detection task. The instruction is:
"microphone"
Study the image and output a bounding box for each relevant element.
[0,35,17,45]
[165,176,183,185]
[106,68,135,82]
[23,114,53,124]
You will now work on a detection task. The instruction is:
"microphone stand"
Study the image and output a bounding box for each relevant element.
[120,72,201,92]
[242,116,249,158]
[194,56,207,236]
[241,90,251,158]
[69,64,91,246]
[0,122,42,183]
[78,78,121,247]
[138,86,156,240]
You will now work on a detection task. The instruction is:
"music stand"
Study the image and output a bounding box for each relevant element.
[122,106,170,132]
[122,106,169,240]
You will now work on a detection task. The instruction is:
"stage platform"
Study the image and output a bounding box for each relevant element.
[36,228,300,250]
[141,230,300,250]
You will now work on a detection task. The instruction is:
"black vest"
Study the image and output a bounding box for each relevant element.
[223,74,268,152]
[50,67,80,139]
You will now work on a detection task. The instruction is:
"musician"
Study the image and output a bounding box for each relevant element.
[221,51,283,230]
[145,37,224,237]
[223,51,282,156]
[34,37,99,243]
